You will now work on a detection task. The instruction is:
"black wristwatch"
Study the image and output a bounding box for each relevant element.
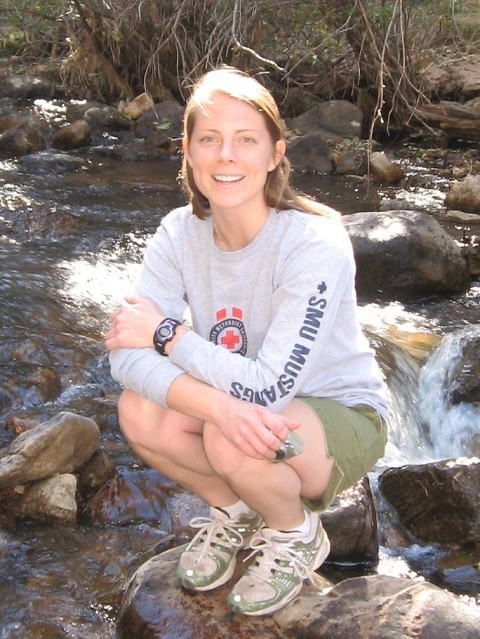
[153,318,181,356]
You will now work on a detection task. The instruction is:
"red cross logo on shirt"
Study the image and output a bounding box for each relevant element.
[210,307,247,355]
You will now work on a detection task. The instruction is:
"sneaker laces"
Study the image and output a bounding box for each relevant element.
[188,515,245,564]
[243,534,332,593]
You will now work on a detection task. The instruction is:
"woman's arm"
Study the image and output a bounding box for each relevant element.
[165,373,299,460]
[105,296,299,459]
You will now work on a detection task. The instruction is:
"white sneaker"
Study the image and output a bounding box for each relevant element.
[228,509,330,615]
[177,506,262,591]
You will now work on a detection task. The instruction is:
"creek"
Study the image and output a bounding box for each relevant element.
[0,131,479,637]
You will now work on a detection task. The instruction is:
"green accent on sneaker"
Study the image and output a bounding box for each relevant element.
[176,506,262,592]
[227,509,330,616]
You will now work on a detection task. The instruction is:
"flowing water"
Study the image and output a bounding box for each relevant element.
[0,123,479,637]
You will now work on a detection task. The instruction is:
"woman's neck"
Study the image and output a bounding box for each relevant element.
[212,207,270,251]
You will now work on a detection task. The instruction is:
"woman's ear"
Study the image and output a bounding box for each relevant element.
[182,137,192,167]
[270,139,286,170]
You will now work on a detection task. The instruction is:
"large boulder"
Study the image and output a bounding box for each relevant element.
[344,210,471,301]
[378,458,480,548]
[117,549,480,639]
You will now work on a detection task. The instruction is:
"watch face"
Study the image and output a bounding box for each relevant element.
[158,326,172,338]
[154,318,180,355]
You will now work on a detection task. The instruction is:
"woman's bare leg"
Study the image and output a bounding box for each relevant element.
[203,398,334,529]
[118,389,239,506]
[119,391,333,528]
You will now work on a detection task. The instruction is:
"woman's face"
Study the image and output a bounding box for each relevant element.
[184,93,285,217]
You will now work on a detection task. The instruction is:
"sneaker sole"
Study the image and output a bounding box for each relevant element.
[229,524,331,616]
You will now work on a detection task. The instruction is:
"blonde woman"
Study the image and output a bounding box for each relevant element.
[106,67,388,616]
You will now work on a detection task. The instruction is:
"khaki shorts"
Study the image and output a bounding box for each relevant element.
[299,397,388,511]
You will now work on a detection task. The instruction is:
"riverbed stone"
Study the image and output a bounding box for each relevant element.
[21,150,87,173]
[445,175,480,214]
[0,411,100,489]
[344,209,471,301]
[0,118,48,157]
[17,473,77,524]
[321,477,378,561]
[274,574,480,639]
[122,92,155,120]
[378,457,480,548]
[287,132,334,173]
[369,151,405,185]
[0,74,56,101]
[52,119,91,150]
[288,100,363,139]
[117,546,480,639]
[445,209,480,222]
[83,105,131,131]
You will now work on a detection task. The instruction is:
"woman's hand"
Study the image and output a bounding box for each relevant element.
[213,395,300,461]
[105,295,164,351]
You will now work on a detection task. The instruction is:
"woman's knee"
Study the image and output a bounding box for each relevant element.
[117,390,165,447]
[203,422,259,478]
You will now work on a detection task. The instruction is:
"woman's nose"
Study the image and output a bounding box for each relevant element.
[218,139,236,161]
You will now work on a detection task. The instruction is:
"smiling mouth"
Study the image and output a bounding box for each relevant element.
[212,175,244,183]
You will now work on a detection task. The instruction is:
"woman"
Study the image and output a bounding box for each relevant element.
[105,66,388,617]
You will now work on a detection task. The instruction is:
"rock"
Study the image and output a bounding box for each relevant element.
[275,574,480,639]
[0,114,22,133]
[83,105,131,131]
[116,543,311,639]
[344,210,471,301]
[447,331,480,405]
[420,53,480,100]
[117,547,480,639]
[445,175,480,214]
[288,100,363,138]
[369,151,405,185]
[122,93,155,120]
[321,477,378,561]
[77,449,116,502]
[287,132,334,173]
[0,412,100,489]
[334,147,368,176]
[52,119,91,150]
[445,209,480,222]
[18,474,77,524]
[21,151,87,173]
[0,119,48,157]
[135,99,184,146]
[378,457,480,547]
[0,74,56,101]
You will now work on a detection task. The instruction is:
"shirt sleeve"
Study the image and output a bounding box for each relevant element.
[169,235,355,412]
[108,214,189,407]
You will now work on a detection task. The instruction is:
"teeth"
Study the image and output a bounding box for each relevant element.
[213,175,242,182]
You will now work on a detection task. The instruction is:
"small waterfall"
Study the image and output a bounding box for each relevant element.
[418,325,480,461]
[360,304,480,467]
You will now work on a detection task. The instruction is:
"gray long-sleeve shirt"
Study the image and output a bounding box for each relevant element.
[109,205,389,420]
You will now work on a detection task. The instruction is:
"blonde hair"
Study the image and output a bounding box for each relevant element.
[180,66,338,220]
